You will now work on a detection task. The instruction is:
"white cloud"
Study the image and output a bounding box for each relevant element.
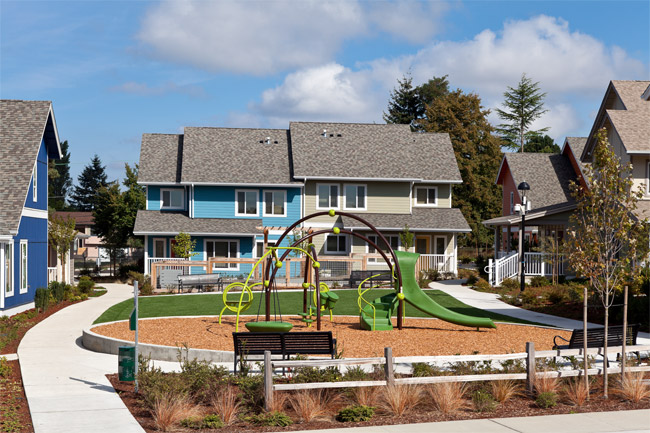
[110,81,207,98]
[136,0,448,75]
[247,14,647,138]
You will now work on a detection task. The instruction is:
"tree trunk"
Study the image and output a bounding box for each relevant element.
[603,289,609,398]
[583,286,589,399]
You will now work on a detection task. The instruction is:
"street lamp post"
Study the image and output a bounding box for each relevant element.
[516,181,531,292]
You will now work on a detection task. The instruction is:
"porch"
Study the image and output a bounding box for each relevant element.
[486,251,566,287]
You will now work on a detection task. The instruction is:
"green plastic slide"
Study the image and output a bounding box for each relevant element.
[395,250,496,329]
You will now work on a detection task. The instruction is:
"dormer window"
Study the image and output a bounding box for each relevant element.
[414,186,438,207]
[161,188,184,210]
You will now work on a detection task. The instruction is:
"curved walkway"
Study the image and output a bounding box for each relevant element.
[18,283,145,433]
[431,280,650,344]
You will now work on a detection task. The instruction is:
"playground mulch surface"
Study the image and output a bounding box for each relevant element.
[91,315,570,356]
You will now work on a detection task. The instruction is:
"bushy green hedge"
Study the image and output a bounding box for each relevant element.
[34,288,50,312]
[77,276,95,294]
[337,405,374,422]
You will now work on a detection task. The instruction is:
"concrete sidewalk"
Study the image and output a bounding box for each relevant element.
[18,283,146,433]
[289,409,650,433]
[431,280,650,344]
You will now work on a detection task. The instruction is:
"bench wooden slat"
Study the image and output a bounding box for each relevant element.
[555,324,639,350]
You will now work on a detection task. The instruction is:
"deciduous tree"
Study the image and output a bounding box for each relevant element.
[48,214,78,283]
[565,128,648,398]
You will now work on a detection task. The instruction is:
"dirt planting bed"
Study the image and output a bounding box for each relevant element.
[92,315,569,357]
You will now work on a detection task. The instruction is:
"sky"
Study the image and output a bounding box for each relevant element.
[1,0,649,185]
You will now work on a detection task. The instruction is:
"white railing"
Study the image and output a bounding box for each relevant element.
[47,267,57,284]
[146,257,189,275]
[524,252,565,277]
[417,254,455,274]
[487,251,518,286]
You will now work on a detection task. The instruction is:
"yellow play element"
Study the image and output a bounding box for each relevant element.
[218,282,258,324]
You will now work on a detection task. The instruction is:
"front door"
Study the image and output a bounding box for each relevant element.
[415,236,430,254]
[153,238,166,258]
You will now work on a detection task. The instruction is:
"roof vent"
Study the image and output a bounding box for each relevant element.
[265,137,271,145]
[337,134,342,137]
[322,129,327,137]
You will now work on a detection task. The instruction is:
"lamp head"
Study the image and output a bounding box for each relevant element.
[518,181,531,200]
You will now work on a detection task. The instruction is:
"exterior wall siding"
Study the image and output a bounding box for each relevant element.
[24,140,48,211]
[148,186,161,211]
[501,171,520,216]
[630,154,649,198]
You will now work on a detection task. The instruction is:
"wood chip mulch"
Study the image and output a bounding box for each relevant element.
[92,316,570,357]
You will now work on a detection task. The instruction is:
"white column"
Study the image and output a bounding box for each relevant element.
[144,235,150,275]
[453,233,458,275]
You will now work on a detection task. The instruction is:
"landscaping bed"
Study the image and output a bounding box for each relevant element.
[0,359,32,433]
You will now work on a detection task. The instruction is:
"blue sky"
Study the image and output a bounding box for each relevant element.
[1,0,648,185]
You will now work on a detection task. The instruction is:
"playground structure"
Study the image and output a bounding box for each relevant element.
[223,209,495,332]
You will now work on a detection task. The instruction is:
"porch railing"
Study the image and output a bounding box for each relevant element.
[47,267,57,284]
[416,254,455,275]
[487,251,519,286]
[488,252,566,286]
[146,257,189,275]
[524,252,565,277]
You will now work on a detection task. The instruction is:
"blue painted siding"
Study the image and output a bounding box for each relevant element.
[193,186,301,226]
[148,186,161,211]
[4,217,48,310]
[24,139,48,211]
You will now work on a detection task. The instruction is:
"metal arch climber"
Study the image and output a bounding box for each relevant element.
[265,209,405,331]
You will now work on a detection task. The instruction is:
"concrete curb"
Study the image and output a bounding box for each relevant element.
[83,320,233,363]
[1,353,18,361]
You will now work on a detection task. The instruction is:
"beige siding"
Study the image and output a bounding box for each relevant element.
[304,181,411,218]
[631,155,650,199]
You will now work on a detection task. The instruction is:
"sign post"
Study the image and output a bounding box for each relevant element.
[130,281,139,392]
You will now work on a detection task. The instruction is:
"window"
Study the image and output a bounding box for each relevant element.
[20,240,27,294]
[344,184,366,210]
[33,161,37,202]
[256,240,276,258]
[510,192,514,215]
[153,238,166,258]
[206,240,239,269]
[2,242,13,297]
[414,186,437,206]
[263,190,286,217]
[324,234,347,254]
[161,188,184,209]
[367,234,399,263]
[236,190,259,216]
[317,184,339,209]
[434,236,447,255]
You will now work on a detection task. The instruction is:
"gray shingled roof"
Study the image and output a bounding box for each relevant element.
[181,127,297,184]
[503,153,578,211]
[138,134,183,183]
[133,210,262,235]
[0,100,58,235]
[338,208,470,232]
[564,137,588,175]
[289,122,462,181]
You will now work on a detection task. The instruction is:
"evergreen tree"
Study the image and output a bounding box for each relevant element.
[524,134,561,153]
[422,89,503,251]
[71,154,108,211]
[417,75,449,108]
[383,73,422,127]
[496,73,549,152]
[49,140,72,210]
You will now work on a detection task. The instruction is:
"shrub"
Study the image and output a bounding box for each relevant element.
[77,275,95,294]
[337,405,374,422]
[138,367,190,410]
[546,287,567,304]
[412,362,444,377]
[425,268,440,281]
[0,356,11,378]
[178,349,229,402]
[529,276,550,287]
[348,386,378,407]
[459,255,473,264]
[500,278,519,290]
[535,391,557,408]
[471,389,497,412]
[466,274,479,286]
[49,281,66,303]
[535,373,559,395]
[616,372,650,403]
[289,389,340,422]
[34,288,50,312]
[472,278,491,291]
[118,263,141,280]
[128,271,153,295]
[563,378,589,406]
[343,365,370,381]
[520,289,543,307]
[210,386,240,425]
[378,384,423,416]
[234,375,264,410]
[567,286,585,303]
[490,380,522,403]
[427,382,467,414]
[291,366,342,384]
[179,416,203,429]
[151,392,200,432]
[202,414,224,429]
[246,411,293,427]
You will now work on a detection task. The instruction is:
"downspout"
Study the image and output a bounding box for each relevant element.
[409,181,414,214]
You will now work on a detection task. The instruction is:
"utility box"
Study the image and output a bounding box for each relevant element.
[118,346,135,381]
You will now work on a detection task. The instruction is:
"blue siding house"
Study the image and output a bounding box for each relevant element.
[1,100,62,315]
[133,128,303,278]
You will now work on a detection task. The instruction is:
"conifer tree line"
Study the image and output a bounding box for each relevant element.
[383,72,554,251]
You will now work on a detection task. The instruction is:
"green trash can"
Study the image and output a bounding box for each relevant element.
[118,346,135,382]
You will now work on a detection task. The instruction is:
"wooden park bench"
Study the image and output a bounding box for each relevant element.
[348,270,393,288]
[232,331,337,373]
[553,324,640,364]
[177,274,224,293]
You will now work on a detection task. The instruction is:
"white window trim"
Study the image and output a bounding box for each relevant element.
[413,186,438,207]
[434,235,447,255]
[160,188,185,210]
[316,183,340,210]
[235,189,260,217]
[20,240,28,294]
[324,233,348,255]
[262,189,287,217]
[366,234,400,263]
[255,240,276,258]
[343,184,367,211]
[510,191,514,215]
[33,161,38,202]
[647,161,650,195]
[153,238,167,258]
[205,239,240,271]
[3,241,14,298]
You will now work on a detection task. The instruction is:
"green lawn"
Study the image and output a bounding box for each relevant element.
[93,289,546,326]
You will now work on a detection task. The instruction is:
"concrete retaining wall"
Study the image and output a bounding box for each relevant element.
[83,320,234,364]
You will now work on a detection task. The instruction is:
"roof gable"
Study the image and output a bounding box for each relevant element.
[0,99,60,235]
[138,134,183,183]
